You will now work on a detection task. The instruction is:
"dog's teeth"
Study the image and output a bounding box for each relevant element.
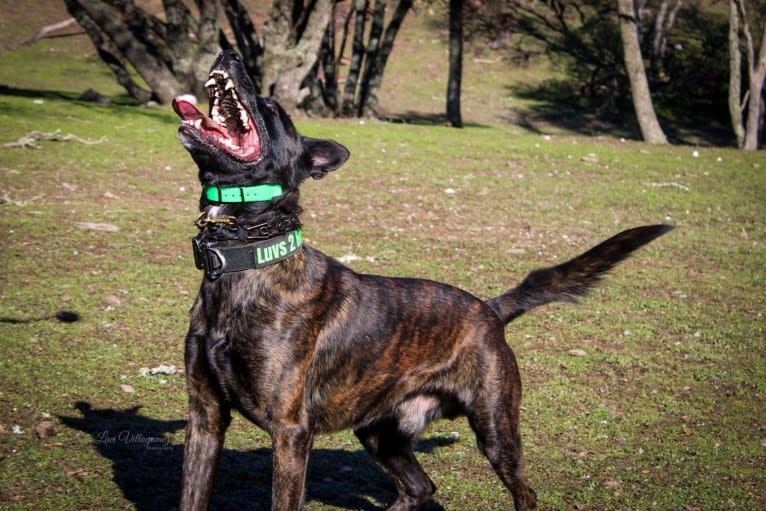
[204,77,216,88]
[240,110,249,129]
[222,138,239,150]
[211,105,226,125]
[224,79,235,91]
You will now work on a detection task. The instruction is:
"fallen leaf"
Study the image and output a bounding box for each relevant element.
[120,384,135,394]
[337,254,361,264]
[580,153,599,163]
[104,294,122,306]
[75,222,119,232]
[568,349,588,357]
[35,420,57,439]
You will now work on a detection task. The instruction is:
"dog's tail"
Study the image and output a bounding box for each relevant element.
[486,224,673,325]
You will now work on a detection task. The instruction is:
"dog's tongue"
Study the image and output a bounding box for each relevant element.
[172,97,227,135]
[172,97,202,120]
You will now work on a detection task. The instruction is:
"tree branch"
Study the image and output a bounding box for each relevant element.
[222,0,263,87]
[74,0,180,103]
[63,0,153,104]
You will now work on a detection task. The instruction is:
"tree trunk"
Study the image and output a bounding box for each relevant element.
[737,0,766,150]
[65,0,153,103]
[68,0,182,103]
[341,0,369,116]
[618,0,668,144]
[446,0,463,127]
[65,0,223,104]
[193,0,222,98]
[356,0,387,116]
[163,0,219,99]
[262,0,334,111]
[728,0,746,148]
[743,68,766,151]
[320,4,338,113]
[650,0,682,80]
[221,0,264,91]
[357,0,412,117]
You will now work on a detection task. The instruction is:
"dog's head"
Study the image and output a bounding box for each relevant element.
[172,50,349,191]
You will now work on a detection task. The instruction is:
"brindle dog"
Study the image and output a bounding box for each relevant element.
[172,50,671,511]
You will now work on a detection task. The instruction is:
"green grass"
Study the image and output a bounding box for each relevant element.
[1,7,765,510]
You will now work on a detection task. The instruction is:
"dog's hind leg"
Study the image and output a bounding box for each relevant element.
[180,334,232,510]
[355,419,436,511]
[466,356,537,511]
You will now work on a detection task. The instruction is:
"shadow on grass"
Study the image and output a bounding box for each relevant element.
[0,85,179,125]
[507,81,736,147]
[60,401,449,510]
[378,111,491,129]
[0,84,136,105]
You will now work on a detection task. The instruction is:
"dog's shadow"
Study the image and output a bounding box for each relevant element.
[60,401,449,510]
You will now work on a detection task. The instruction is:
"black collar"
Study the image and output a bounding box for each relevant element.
[195,211,301,242]
[193,229,304,281]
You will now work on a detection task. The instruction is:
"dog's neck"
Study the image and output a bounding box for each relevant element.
[192,188,306,280]
[197,188,302,242]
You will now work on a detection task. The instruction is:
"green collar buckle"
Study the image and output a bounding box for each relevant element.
[204,183,285,204]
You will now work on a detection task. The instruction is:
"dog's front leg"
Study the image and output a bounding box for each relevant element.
[180,334,231,510]
[271,424,314,511]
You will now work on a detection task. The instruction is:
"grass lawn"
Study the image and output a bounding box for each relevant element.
[1,4,765,510]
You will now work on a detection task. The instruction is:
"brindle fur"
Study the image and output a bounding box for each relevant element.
[175,50,671,511]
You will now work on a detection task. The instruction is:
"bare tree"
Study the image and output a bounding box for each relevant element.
[261,0,334,111]
[65,0,222,104]
[66,0,412,119]
[360,0,413,117]
[340,0,368,116]
[650,0,683,80]
[447,0,463,127]
[729,0,747,148]
[220,0,264,92]
[730,0,766,150]
[618,0,668,144]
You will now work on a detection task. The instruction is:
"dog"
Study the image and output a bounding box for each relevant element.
[172,50,671,511]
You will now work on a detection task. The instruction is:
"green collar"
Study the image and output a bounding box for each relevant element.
[204,183,284,204]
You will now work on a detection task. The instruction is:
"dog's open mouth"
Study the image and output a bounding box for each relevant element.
[172,69,261,161]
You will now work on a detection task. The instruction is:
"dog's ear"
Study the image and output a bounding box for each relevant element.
[301,137,350,180]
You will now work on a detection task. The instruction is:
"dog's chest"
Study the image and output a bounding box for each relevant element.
[193,280,317,424]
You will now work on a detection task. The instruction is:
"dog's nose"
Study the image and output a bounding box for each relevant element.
[219,49,241,64]
[212,50,242,72]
